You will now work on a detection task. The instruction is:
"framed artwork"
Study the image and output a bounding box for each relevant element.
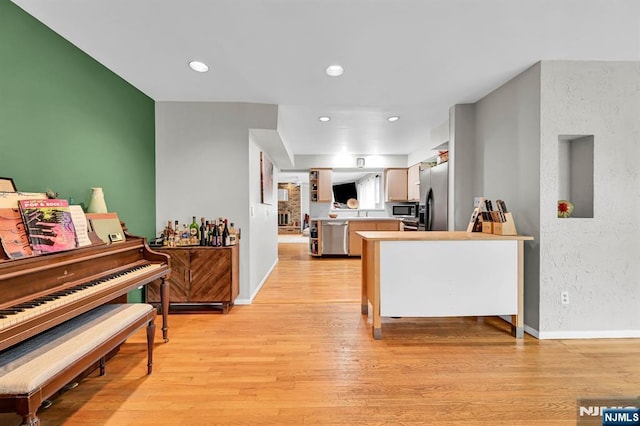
[260,152,274,205]
[0,178,17,193]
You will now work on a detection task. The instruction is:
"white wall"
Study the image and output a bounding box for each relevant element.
[407,118,449,166]
[293,154,407,169]
[248,135,278,300]
[539,61,640,337]
[156,101,279,302]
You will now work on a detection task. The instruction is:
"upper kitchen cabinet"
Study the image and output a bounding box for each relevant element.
[310,168,332,203]
[385,168,408,202]
[407,164,420,202]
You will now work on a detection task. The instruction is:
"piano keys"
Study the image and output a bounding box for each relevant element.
[0,233,171,353]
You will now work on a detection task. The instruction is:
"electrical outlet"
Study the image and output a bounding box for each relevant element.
[561,291,569,305]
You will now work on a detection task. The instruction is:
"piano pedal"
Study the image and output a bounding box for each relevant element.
[62,381,79,391]
[40,400,53,410]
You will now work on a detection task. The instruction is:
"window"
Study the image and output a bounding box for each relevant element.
[357,174,380,209]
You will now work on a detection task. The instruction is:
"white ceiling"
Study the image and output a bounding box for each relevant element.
[13,0,640,157]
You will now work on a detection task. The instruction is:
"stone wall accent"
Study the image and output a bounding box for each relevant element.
[278,183,301,234]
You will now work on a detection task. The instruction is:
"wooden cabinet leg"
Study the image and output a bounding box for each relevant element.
[160,277,169,342]
[373,327,382,340]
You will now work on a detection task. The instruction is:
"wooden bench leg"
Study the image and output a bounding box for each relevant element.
[17,397,40,426]
[147,319,156,375]
[20,413,39,426]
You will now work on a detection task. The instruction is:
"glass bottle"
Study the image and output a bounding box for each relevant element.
[212,219,220,247]
[165,220,173,246]
[182,224,189,246]
[199,217,206,246]
[229,222,237,246]
[189,216,199,245]
[222,219,230,246]
[174,220,180,246]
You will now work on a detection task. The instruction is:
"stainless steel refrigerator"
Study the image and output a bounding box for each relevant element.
[419,162,448,231]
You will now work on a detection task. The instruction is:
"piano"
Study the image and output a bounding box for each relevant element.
[0,232,170,353]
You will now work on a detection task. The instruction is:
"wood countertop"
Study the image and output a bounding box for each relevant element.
[356,231,533,241]
[312,217,402,222]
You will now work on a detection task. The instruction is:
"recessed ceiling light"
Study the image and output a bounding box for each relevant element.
[387,116,400,122]
[189,61,209,72]
[325,65,344,77]
[319,116,331,122]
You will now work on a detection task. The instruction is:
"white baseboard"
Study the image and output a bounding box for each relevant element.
[498,318,640,340]
[537,329,640,340]
[524,324,540,339]
[234,258,279,305]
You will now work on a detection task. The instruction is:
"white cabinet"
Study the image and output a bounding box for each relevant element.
[407,164,420,202]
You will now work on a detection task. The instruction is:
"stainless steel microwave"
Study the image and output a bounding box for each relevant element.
[392,204,417,217]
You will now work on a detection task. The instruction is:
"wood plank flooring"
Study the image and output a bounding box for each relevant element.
[2,242,639,425]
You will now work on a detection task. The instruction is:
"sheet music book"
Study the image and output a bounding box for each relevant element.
[0,208,33,259]
[19,199,78,255]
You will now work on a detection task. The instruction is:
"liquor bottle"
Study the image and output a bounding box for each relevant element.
[199,217,206,246]
[229,222,237,246]
[174,220,180,246]
[222,219,230,247]
[211,219,220,247]
[165,220,173,247]
[205,220,211,246]
[182,224,189,246]
[189,216,199,245]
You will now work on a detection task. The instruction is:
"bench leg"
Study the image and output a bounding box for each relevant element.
[146,319,156,375]
[20,414,39,426]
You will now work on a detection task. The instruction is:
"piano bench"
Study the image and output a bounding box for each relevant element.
[0,303,156,426]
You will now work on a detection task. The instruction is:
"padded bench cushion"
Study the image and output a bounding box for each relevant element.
[0,303,154,395]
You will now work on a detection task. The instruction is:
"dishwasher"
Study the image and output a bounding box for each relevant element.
[321,221,349,255]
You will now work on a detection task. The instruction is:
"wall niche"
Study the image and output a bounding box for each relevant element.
[558,135,594,218]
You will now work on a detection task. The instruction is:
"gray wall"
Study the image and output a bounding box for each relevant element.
[461,60,639,337]
[473,63,542,330]
[539,61,640,336]
[155,102,279,302]
[449,104,477,230]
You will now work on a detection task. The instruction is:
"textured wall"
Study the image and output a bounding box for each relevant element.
[539,61,640,335]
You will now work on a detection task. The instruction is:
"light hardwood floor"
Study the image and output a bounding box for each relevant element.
[2,242,639,425]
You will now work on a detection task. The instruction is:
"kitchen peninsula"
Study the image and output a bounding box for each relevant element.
[358,231,533,339]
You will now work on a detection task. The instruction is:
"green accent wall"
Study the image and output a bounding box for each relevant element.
[0,1,156,302]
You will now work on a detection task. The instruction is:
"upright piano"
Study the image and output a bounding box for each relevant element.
[0,233,171,353]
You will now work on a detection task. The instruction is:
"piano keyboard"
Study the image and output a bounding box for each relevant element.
[0,263,163,331]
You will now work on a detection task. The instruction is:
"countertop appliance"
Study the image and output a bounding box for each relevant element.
[321,220,349,255]
[392,204,419,231]
[392,204,417,217]
[419,162,448,231]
